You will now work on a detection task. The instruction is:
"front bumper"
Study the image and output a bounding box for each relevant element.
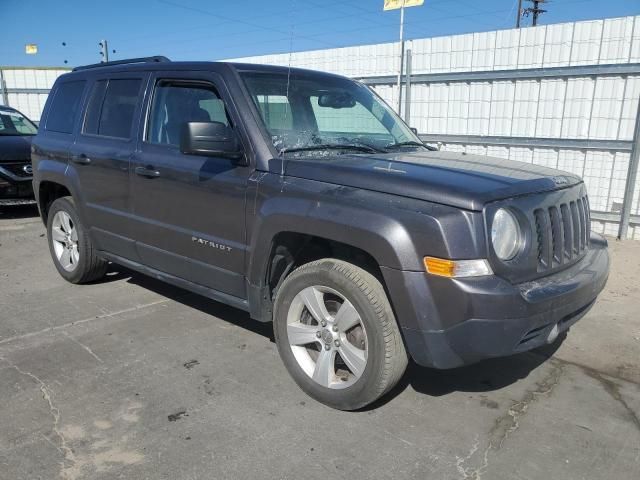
[0,163,34,200]
[382,232,610,369]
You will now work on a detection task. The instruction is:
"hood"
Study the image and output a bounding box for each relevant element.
[0,135,33,162]
[281,150,582,211]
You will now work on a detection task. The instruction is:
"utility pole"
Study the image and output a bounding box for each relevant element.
[516,0,523,28]
[0,69,9,107]
[523,0,547,26]
[99,40,109,63]
[383,0,424,115]
[618,97,640,240]
[397,2,405,115]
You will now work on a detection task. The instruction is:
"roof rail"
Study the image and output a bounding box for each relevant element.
[72,56,171,72]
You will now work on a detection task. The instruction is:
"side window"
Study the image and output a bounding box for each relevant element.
[147,82,230,147]
[46,80,86,134]
[83,80,108,135]
[83,78,141,139]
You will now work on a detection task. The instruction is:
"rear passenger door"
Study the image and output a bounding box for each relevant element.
[130,71,250,299]
[34,78,88,181]
[71,73,148,260]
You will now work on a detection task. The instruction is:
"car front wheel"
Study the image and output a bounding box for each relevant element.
[273,258,408,410]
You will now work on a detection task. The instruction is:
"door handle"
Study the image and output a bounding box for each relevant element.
[71,154,91,165]
[135,166,161,178]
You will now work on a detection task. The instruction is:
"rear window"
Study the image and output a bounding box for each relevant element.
[83,78,141,139]
[46,80,86,134]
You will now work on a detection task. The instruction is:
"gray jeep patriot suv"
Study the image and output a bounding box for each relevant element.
[32,57,609,410]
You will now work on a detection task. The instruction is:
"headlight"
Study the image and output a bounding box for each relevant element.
[491,208,521,260]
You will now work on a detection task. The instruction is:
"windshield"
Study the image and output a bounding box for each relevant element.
[241,71,424,156]
[0,109,38,136]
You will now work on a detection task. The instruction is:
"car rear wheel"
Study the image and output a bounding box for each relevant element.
[47,196,108,284]
[273,258,408,410]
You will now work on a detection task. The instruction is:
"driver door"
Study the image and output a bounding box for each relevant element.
[130,71,250,299]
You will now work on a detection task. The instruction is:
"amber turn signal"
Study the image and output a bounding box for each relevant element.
[424,257,493,278]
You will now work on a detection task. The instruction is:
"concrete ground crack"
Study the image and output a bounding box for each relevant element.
[0,356,78,479]
[62,332,103,363]
[544,356,640,432]
[0,299,170,348]
[532,352,640,388]
[455,360,565,480]
[579,365,640,432]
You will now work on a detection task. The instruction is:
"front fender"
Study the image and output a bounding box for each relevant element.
[247,173,486,283]
[245,174,486,326]
[247,195,418,285]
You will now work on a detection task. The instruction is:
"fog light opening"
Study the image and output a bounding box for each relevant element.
[546,324,559,344]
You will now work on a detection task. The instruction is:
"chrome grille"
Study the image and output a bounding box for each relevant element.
[0,162,32,178]
[534,195,590,272]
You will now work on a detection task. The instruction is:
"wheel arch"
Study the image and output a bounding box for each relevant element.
[34,158,86,226]
[246,208,418,323]
[38,180,72,225]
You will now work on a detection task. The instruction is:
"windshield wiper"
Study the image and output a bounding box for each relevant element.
[385,141,427,150]
[280,143,385,155]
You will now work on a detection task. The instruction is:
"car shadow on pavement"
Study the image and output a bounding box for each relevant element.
[0,203,39,220]
[366,338,565,409]
[107,264,564,407]
[113,265,275,341]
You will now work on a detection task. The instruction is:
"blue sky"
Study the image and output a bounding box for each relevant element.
[1,0,639,67]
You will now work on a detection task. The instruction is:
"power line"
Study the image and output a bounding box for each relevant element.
[115,0,331,44]
[176,8,518,59]
[119,6,389,51]
[93,0,568,62]
[157,0,337,49]
[119,0,512,49]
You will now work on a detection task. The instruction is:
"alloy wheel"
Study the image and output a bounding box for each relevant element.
[286,285,368,389]
[51,210,80,272]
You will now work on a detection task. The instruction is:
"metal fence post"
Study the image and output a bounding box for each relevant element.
[618,96,640,240]
[396,5,405,115]
[0,69,9,107]
[404,49,412,124]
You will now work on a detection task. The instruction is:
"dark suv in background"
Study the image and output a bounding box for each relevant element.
[0,105,38,203]
[32,57,609,410]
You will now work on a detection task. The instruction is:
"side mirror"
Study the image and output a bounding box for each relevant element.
[180,122,243,160]
[410,127,418,135]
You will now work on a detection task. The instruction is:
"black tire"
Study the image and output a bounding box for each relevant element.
[46,196,108,284]
[273,258,408,410]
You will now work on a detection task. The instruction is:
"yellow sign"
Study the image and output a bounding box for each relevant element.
[383,0,424,10]
[25,44,38,54]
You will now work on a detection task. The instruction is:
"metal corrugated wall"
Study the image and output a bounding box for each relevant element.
[228,17,640,75]
[227,16,640,239]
